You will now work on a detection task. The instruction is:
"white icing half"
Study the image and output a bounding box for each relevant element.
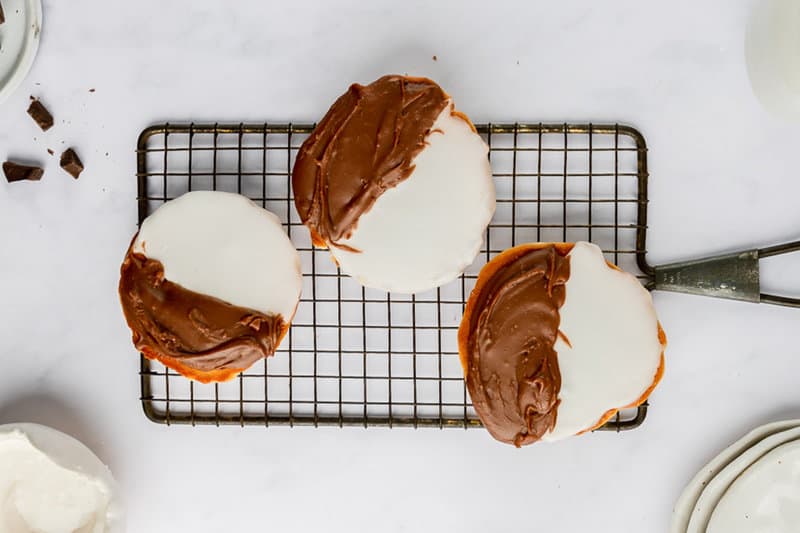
[708,439,800,533]
[0,423,123,533]
[133,191,302,320]
[542,241,663,442]
[332,104,495,294]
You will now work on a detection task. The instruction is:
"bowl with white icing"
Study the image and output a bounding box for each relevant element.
[0,423,124,533]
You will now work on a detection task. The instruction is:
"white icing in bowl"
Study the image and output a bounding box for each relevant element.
[0,423,124,533]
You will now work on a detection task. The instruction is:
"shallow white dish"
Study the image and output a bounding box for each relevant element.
[686,424,800,533]
[0,0,42,104]
[670,419,800,533]
[0,422,125,533]
[707,439,800,533]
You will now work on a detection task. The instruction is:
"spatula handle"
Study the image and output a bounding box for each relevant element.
[651,240,800,307]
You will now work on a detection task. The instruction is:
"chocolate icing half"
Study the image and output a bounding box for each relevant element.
[292,75,450,250]
[119,244,286,383]
[463,245,570,446]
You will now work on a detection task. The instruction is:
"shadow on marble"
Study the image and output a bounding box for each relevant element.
[0,392,115,469]
[709,403,800,454]
[759,404,800,426]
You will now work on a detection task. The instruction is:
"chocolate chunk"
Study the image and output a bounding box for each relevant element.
[60,148,84,179]
[47,149,54,156]
[27,99,54,131]
[0,1,5,25]
[3,162,44,183]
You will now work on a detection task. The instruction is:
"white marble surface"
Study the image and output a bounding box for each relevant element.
[1,1,799,532]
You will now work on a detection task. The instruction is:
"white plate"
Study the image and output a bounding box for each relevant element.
[708,439,800,533]
[686,425,800,533]
[0,0,42,104]
[0,423,126,533]
[670,419,800,533]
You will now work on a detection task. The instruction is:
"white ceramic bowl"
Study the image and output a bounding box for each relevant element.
[0,423,125,533]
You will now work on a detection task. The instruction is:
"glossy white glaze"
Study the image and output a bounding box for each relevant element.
[133,191,301,320]
[544,242,664,441]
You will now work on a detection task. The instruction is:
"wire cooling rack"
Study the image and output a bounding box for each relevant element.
[136,122,651,431]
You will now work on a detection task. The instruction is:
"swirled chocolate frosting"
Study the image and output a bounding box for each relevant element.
[119,243,286,383]
[292,75,450,250]
[462,245,571,446]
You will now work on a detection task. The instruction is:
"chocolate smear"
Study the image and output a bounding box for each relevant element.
[462,245,570,446]
[292,75,449,249]
[119,245,286,383]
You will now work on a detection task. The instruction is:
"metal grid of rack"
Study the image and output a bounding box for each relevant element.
[136,122,651,430]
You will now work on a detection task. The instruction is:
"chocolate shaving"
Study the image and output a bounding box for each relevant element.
[47,149,54,156]
[3,161,44,183]
[60,148,84,179]
[27,99,54,131]
[0,1,5,25]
